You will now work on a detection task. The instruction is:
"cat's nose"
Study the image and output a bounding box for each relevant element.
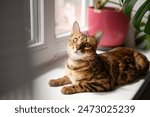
[72,48,78,53]
[76,46,81,50]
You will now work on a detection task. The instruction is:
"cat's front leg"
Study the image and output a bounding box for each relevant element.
[61,83,92,94]
[61,85,83,94]
[61,80,111,94]
[49,76,71,87]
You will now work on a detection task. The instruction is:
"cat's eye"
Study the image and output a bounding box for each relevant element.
[84,43,90,48]
[73,38,78,43]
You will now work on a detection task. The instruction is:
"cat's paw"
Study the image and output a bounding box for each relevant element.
[61,86,75,94]
[49,79,58,86]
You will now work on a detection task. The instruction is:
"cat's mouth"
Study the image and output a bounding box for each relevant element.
[72,48,81,53]
[71,48,84,55]
[69,49,85,60]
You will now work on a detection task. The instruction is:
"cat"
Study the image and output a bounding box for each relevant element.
[49,21,149,94]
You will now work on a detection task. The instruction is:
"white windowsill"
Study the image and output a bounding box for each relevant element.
[32,50,150,100]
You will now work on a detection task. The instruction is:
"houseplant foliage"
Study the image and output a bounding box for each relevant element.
[95,0,150,34]
[135,22,150,50]
[121,0,150,50]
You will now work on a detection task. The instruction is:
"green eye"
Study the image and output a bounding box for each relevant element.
[84,43,90,48]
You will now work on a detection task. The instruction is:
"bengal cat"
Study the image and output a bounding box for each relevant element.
[49,21,149,94]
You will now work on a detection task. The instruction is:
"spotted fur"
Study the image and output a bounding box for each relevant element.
[49,21,149,94]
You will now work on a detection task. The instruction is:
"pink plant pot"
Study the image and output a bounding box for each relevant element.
[88,7,129,48]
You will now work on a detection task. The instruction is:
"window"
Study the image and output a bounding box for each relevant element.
[55,0,88,36]
[29,0,89,66]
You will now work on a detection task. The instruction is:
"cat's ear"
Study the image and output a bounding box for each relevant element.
[72,21,81,33]
[93,32,103,44]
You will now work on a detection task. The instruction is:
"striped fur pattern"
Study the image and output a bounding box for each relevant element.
[49,22,149,94]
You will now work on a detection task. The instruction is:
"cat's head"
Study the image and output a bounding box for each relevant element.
[67,21,103,60]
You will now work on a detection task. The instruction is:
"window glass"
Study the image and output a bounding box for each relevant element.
[55,0,87,36]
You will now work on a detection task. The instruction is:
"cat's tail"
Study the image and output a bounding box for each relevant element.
[134,50,149,76]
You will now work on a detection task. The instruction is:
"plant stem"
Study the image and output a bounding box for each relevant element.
[109,1,122,7]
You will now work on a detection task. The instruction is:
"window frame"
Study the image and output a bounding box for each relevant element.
[29,0,56,66]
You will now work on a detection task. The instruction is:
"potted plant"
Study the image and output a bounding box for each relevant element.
[88,0,150,50]
[88,0,129,49]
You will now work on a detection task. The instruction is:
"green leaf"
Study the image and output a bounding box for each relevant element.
[122,0,137,18]
[133,0,150,34]
[120,0,125,4]
[144,15,150,34]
